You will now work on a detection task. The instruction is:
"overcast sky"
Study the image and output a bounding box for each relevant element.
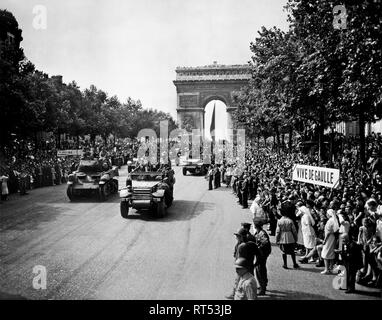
[2,0,289,137]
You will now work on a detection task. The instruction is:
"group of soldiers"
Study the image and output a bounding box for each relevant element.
[231,172,261,210]
[205,164,261,211]
[207,164,223,190]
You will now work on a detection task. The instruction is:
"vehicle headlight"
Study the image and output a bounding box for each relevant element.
[100,174,109,181]
[119,188,131,198]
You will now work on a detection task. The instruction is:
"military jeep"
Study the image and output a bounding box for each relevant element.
[182,158,208,176]
[119,169,174,219]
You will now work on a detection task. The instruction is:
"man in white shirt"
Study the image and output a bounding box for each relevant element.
[250,195,265,221]
[233,257,257,300]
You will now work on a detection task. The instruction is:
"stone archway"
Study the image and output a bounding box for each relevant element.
[173,62,251,137]
[204,98,228,140]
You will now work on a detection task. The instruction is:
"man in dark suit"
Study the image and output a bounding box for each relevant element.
[207,166,213,190]
[214,165,220,189]
[237,177,243,206]
[241,175,249,209]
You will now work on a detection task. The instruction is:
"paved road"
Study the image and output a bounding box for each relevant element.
[0,166,381,300]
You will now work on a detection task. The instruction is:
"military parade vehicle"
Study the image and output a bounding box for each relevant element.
[119,167,175,219]
[67,159,119,201]
[182,158,208,176]
[126,157,138,173]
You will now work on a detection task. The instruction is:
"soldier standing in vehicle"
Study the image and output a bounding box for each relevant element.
[175,150,181,166]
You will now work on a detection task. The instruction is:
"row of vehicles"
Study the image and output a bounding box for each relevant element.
[66,156,208,219]
[66,158,175,218]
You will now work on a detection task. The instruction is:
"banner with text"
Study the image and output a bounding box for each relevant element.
[57,150,83,157]
[292,164,340,188]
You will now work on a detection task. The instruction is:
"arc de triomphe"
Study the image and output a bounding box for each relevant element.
[173,62,251,136]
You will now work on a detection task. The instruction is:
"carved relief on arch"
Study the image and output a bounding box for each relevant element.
[178,93,199,107]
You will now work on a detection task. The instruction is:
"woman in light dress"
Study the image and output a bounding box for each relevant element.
[0,172,9,202]
[295,202,305,252]
[0,172,9,201]
[298,200,317,263]
[321,209,340,274]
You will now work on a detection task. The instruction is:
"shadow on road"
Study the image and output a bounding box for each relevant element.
[263,289,332,300]
[123,200,215,222]
[0,203,66,232]
[0,291,27,300]
[352,288,382,298]
[66,193,120,203]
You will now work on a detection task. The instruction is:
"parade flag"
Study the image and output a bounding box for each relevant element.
[210,103,216,140]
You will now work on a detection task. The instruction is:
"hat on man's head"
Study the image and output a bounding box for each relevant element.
[235,257,251,269]
[241,222,251,230]
[253,217,264,227]
[234,228,247,237]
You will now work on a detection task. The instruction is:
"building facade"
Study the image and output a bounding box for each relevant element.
[334,119,382,136]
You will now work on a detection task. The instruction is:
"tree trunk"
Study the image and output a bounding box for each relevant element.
[288,126,293,151]
[329,127,334,165]
[35,132,38,147]
[318,109,325,164]
[263,135,267,147]
[76,135,80,149]
[359,109,366,169]
[56,131,60,149]
[274,124,280,151]
[281,133,285,149]
[90,134,96,147]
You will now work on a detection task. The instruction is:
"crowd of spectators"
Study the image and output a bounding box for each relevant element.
[0,137,140,201]
[214,133,382,295]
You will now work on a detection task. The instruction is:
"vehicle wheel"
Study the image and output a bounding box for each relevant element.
[156,201,166,218]
[120,201,129,218]
[183,168,187,176]
[98,185,107,201]
[166,196,173,208]
[67,186,75,201]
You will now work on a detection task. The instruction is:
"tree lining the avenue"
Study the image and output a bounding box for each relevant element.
[233,0,382,166]
[0,9,177,150]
